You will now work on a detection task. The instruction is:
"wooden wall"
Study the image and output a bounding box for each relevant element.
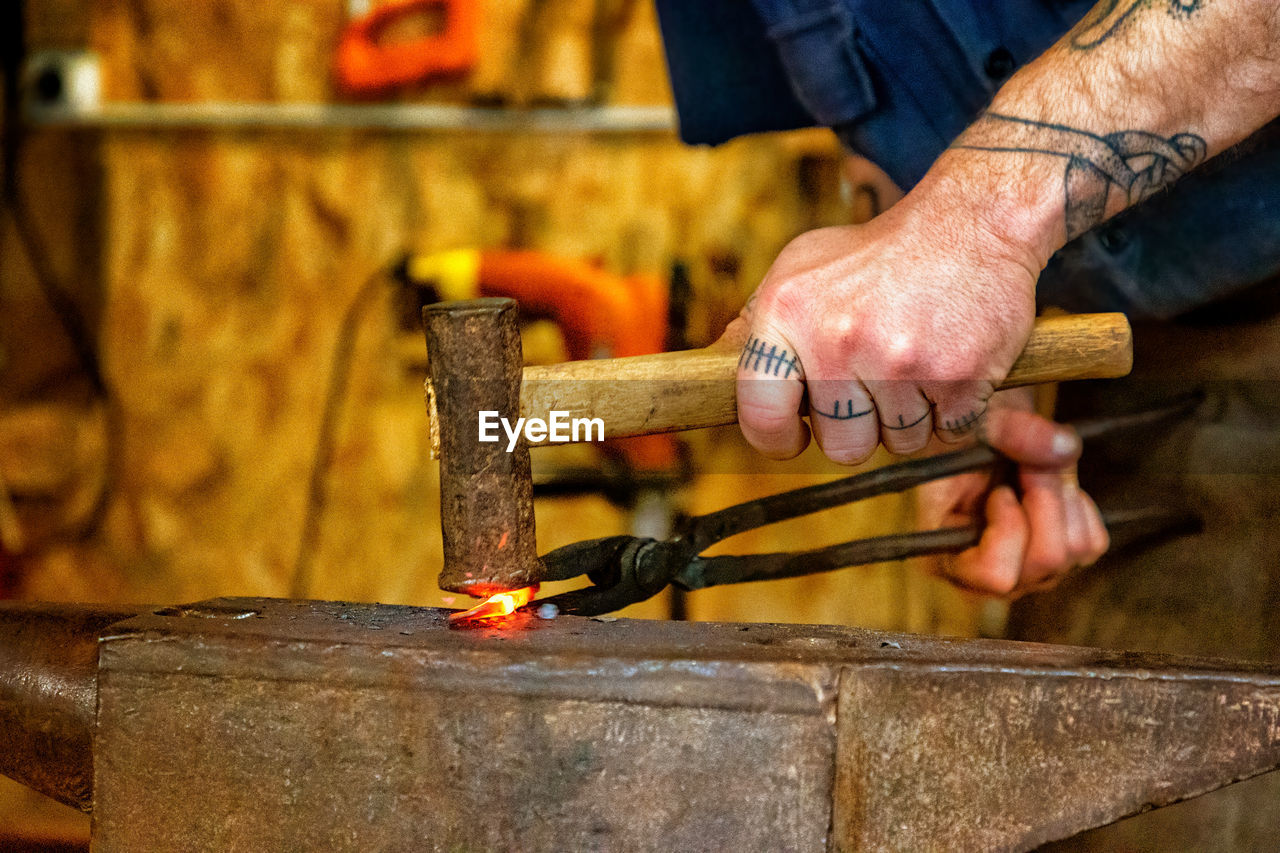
[1,0,989,839]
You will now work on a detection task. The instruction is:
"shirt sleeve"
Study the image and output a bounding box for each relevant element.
[652,0,816,146]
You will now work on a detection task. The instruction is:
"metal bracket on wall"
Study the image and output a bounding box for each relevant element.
[22,49,102,117]
[26,72,676,135]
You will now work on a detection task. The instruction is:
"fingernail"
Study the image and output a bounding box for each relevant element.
[1052,428,1080,458]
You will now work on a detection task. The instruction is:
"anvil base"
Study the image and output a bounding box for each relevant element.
[3,598,1280,852]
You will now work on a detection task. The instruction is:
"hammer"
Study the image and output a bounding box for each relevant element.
[423,299,1132,595]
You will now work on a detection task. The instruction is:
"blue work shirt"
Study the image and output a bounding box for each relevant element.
[654,0,1280,320]
[655,0,1092,190]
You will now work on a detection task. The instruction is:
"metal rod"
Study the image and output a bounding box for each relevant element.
[677,506,1200,590]
[681,395,1203,555]
[28,102,678,134]
[684,447,999,554]
[680,526,983,590]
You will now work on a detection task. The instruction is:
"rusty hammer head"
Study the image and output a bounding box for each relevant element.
[422,298,543,596]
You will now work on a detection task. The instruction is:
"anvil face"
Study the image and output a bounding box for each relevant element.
[69,599,1279,852]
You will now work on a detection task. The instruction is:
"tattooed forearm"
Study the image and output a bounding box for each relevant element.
[814,400,873,420]
[739,336,801,378]
[953,112,1206,240]
[1071,0,1206,51]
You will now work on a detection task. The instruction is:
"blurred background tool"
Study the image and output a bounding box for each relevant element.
[335,0,478,95]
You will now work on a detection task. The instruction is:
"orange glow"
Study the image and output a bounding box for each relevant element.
[447,585,538,627]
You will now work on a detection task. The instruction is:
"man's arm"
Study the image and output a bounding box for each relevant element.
[738,0,1280,462]
[941,0,1280,280]
[731,0,1280,593]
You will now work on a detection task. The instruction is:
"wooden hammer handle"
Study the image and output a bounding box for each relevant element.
[427,312,1132,454]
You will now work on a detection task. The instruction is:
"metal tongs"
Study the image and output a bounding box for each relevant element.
[527,397,1201,617]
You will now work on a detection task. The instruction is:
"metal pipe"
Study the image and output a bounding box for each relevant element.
[28,102,677,134]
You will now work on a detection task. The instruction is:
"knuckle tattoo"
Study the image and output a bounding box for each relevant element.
[938,407,987,436]
[739,336,802,378]
[881,410,931,431]
[813,398,874,421]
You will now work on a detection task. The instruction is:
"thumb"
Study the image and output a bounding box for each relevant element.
[982,408,1081,468]
[736,325,810,460]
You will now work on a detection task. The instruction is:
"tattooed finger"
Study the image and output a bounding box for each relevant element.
[936,405,989,442]
[736,333,810,460]
[809,380,879,464]
[738,335,804,379]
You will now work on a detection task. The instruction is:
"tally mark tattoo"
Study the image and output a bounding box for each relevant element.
[882,411,930,431]
[954,112,1206,241]
[938,408,985,436]
[1072,0,1205,51]
[814,400,873,421]
[739,336,800,378]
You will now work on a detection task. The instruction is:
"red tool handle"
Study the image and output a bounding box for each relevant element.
[475,252,679,472]
[335,0,478,95]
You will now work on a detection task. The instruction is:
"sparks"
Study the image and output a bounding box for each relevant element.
[447,585,538,627]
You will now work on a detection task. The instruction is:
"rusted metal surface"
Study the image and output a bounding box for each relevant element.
[92,599,838,851]
[836,662,1280,852]
[422,298,543,594]
[65,598,1280,851]
[0,602,147,811]
[0,597,1277,849]
[1011,316,1280,849]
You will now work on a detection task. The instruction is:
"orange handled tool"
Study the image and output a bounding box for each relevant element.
[335,0,478,95]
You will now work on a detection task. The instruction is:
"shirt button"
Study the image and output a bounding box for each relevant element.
[984,47,1016,81]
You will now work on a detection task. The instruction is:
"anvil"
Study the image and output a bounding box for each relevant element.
[2,597,1278,851]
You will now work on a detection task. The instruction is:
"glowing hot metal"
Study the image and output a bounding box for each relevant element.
[446,585,538,627]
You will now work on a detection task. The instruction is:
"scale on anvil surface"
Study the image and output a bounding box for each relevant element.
[3,298,1275,851]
